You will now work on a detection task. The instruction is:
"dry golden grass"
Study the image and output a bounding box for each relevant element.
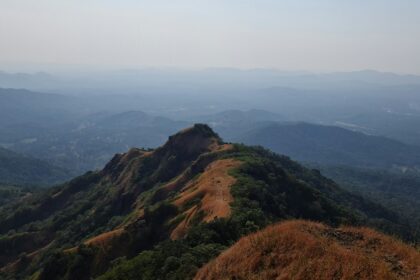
[62,228,125,255]
[85,228,124,248]
[170,205,199,239]
[171,158,241,240]
[209,143,234,153]
[154,144,234,196]
[195,220,420,280]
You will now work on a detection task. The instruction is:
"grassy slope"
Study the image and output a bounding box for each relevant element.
[195,220,420,280]
[0,125,412,280]
[96,145,409,280]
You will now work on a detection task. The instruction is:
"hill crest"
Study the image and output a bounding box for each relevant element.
[0,125,410,280]
[195,220,420,280]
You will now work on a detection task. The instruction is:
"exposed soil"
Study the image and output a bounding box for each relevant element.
[85,228,124,248]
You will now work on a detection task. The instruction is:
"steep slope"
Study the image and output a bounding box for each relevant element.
[0,125,410,280]
[235,121,420,227]
[0,124,231,278]
[0,146,71,186]
[0,185,32,205]
[195,220,420,280]
[315,165,420,227]
[236,122,420,168]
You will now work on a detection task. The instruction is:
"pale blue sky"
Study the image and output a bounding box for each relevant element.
[1,0,419,73]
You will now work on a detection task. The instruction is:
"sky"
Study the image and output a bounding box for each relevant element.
[1,0,420,74]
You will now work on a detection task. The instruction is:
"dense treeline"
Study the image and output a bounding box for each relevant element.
[317,165,420,229]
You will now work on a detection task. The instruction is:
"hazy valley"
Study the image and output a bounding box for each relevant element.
[2,0,420,275]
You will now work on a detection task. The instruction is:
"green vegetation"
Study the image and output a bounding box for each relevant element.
[0,147,72,186]
[0,126,413,280]
[316,165,420,231]
[97,145,410,280]
[0,185,33,205]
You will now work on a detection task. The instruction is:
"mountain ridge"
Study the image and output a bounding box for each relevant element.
[0,124,411,280]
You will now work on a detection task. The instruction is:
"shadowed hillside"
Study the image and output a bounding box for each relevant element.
[0,146,71,186]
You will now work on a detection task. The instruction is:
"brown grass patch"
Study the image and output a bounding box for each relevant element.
[170,206,199,240]
[85,228,124,248]
[159,144,234,195]
[171,158,241,239]
[209,143,233,153]
[63,228,125,254]
[195,220,420,280]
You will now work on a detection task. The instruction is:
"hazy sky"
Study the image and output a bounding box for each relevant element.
[1,0,419,74]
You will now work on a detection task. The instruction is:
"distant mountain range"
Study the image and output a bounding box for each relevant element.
[0,88,79,129]
[2,69,420,93]
[234,122,420,169]
[2,88,420,175]
[192,109,285,139]
[0,88,191,172]
[9,110,189,173]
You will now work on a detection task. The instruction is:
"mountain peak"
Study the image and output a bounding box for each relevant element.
[102,124,224,191]
[171,123,220,140]
[163,123,222,153]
